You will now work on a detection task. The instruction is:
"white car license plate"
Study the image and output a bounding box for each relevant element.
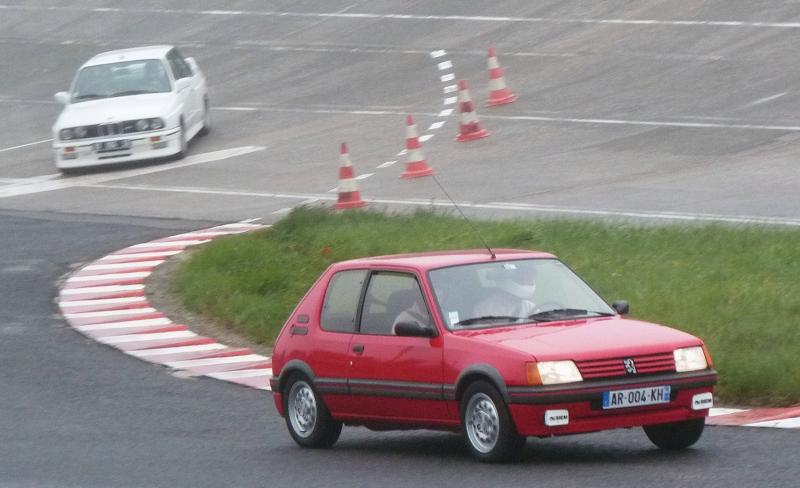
[602,386,671,409]
[94,140,131,152]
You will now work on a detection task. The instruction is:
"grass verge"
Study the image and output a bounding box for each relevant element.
[173,207,800,405]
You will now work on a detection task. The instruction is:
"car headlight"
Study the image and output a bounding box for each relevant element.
[674,346,708,372]
[60,128,73,140]
[135,119,149,131]
[74,126,87,138]
[148,118,165,130]
[527,361,583,385]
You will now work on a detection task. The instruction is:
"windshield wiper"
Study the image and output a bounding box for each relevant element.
[109,90,157,97]
[455,315,522,326]
[527,308,615,322]
[73,93,105,100]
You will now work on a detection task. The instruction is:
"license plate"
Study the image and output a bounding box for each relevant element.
[94,140,131,152]
[602,386,671,409]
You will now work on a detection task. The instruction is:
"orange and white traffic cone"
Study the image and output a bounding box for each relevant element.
[456,80,490,142]
[334,143,366,209]
[486,47,516,106]
[401,115,435,179]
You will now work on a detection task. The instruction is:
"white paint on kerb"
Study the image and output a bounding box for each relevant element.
[100,330,196,345]
[64,307,157,319]
[129,240,209,248]
[59,296,147,307]
[60,284,145,295]
[206,369,273,380]
[83,260,164,271]
[165,354,269,369]
[128,343,227,357]
[77,318,172,331]
[744,417,800,429]
[66,271,151,283]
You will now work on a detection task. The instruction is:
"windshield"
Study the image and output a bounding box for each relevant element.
[72,59,171,102]
[429,258,615,329]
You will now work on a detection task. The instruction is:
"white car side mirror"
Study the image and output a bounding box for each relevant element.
[54,92,70,105]
[185,57,199,72]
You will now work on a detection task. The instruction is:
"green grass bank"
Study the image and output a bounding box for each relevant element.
[173,207,800,405]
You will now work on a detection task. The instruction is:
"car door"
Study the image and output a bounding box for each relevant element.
[166,49,200,129]
[308,268,368,415]
[346,270,448,423]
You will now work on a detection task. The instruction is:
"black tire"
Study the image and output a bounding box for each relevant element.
[283,375,342,448]
[198,98,211,136]
[460,380,525,462]
[643,418,705,450]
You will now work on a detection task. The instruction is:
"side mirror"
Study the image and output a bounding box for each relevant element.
[394,321,436,338]
[185,57,199,72]
[612,300,629,315]
[54,92,70,105]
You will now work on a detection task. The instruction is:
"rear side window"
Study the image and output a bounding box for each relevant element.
[320,270,368,333]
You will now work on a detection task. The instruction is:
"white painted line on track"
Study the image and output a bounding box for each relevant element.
[128,343,228,357]
[208,105,800,133]
[0,138,53,153]
[78,318,173,331]
[397,149,408,156]
[60,296,147,307]
[443,84,459,94]
[60,284,145,295]
[10,5,800,30]
[430,50,447,58]
[82,182,800,227]
[443,96,458,105]
[744,92,787,107]
[0,146,265,199]
[427,122,445,130]
[419,134,434,142]
[376,161,397,169]
[66,271,151,283]
[355,173,374,180]
[437,60,453,70]
[215,106,258,111]
[744,417,800,429]
[440,73,455,82]
[100,330,196,345]
[271,207,293,215]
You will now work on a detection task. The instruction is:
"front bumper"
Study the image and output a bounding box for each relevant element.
[506,369,717,436]
[52,127,181,169]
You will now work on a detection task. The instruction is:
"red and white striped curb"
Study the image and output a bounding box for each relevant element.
[58,220,274,391]
[708,407,800,429]
[57,223,800,428]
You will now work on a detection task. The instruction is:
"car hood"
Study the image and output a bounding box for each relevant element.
[56,93,175,127]
[453,317,701,361]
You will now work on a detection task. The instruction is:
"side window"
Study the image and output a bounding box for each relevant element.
[167,50,192,80]
[320,270,368,333]
[360,272,430,336]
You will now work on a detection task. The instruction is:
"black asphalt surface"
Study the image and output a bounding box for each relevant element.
[1,0,800,486]
[1,211,799,487]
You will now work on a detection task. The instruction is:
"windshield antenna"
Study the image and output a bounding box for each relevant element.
[431,174,495,259]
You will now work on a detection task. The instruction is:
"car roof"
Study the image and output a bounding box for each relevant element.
[335,249,557,272]
[83,45,174,67]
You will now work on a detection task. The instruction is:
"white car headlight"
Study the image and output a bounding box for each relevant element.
[60,128,73,140]
[674,346,708,372]
[536,360,583,385]
[135,119,149,131]
[149,118,165,130]
[74,126,87,138]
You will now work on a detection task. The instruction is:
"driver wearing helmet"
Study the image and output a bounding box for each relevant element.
[473,263,537,319]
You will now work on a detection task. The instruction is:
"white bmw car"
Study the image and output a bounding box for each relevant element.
[52,45,209,173]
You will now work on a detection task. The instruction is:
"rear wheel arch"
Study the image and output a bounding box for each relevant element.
[277,359,316,393]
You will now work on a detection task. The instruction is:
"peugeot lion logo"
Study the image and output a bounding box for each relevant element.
[623,358,637,375]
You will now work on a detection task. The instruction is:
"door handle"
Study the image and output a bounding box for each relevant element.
[352,344,364,354]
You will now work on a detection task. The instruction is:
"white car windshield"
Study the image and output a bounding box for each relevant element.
[72,59,171,102]
[429,258,616,329]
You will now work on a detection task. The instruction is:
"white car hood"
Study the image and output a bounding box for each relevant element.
[56,93,176,128]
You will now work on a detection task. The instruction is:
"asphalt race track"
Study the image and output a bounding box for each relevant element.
[1,1,799,486]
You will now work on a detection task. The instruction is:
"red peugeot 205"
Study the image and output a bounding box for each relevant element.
[270,249,717,462]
